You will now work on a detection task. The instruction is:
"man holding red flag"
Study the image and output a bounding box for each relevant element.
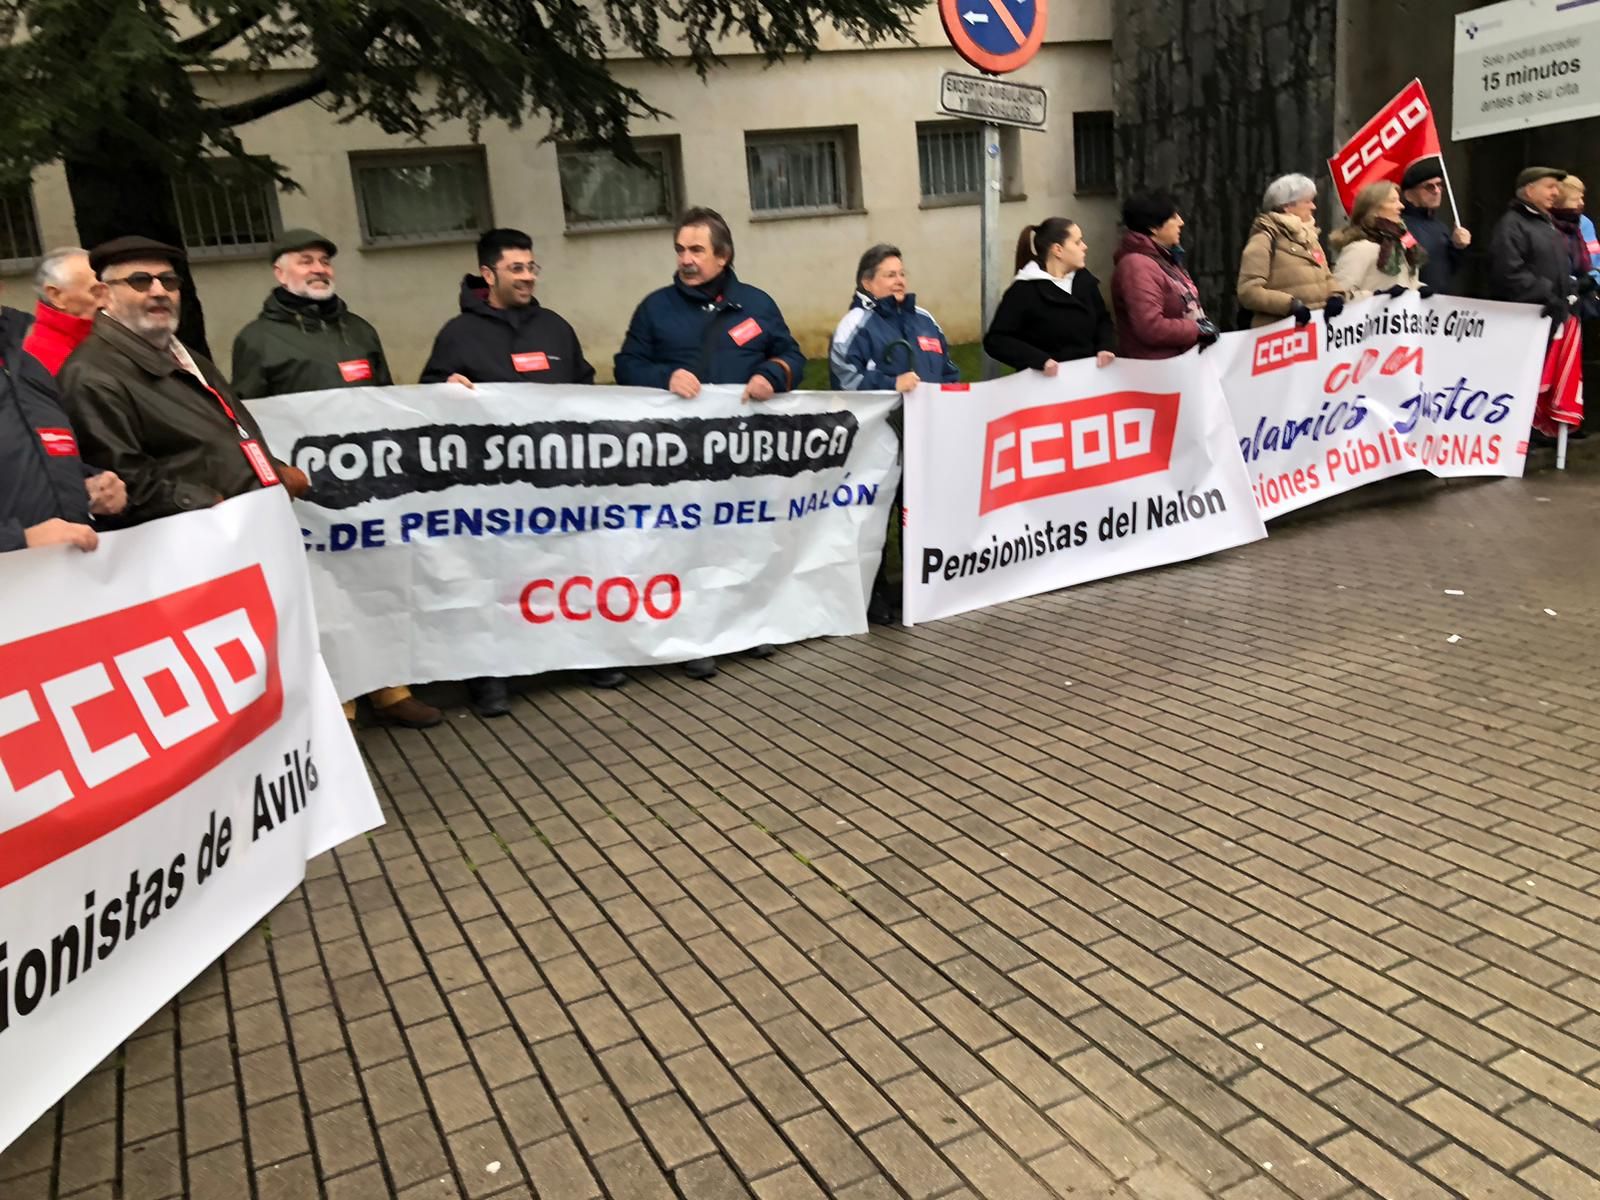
[1328,80,1445,214]
[1401,158,1472,296]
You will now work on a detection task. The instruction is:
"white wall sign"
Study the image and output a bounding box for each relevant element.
[1454,0,1600,139]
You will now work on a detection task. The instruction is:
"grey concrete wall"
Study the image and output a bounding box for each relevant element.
[1111,0,1340,320]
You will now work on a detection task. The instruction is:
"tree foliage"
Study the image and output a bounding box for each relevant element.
[0,0,926,186]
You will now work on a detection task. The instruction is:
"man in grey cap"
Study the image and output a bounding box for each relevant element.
[231,228,393,400]
[1490,167,1586,322]
[230,229,440,730]
[59,235,308,528]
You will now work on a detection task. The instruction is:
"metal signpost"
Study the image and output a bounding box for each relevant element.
[937,0,1048,377]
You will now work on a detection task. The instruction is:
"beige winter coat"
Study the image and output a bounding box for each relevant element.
[1332,238,1422,295]
[1236,212,1346,328]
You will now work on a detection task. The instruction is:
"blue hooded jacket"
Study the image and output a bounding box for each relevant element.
[829,291,960,390]
[614,270,805,392]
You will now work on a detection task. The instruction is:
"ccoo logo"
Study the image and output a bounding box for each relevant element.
[979,391,1180,515]
[1252,325,1319,375]
[1334,95,1431,185]
[0,568,282,888]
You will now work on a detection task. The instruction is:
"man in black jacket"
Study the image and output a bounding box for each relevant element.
[1401,157,1472,295]
[1490,167,1582,322]
[420,229,612,716]
[1,303,126,552]
[421,228,594,387]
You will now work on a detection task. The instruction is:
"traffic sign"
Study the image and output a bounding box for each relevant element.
[940,72,1047,129]
[938,0,1048,74]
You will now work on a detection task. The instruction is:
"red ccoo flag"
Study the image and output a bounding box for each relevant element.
[1327,78,1441,215]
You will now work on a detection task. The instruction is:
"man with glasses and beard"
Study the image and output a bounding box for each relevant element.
[229,228,441,731]
[58,236,309,528]
[231,228,394,400]
[421,227,602,717]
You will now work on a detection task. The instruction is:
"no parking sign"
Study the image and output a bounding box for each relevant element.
[938,0,1048,74]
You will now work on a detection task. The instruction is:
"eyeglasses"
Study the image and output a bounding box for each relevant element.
[492,261,541,278]
[1416,181,1445,192]
[106,272,183,293]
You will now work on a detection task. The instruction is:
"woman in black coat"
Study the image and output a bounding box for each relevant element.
[984,216,1117,374]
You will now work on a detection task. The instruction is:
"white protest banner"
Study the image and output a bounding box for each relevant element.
[247,384,900,700]
[1211,294,1545,521]
[900,355,1267,626]
[0,487,382,1153]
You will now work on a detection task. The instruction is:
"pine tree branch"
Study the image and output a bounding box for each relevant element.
[177,8,269,56]
[207,70,329,125]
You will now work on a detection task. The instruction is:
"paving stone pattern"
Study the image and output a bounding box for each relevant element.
[4,454,1600,1198]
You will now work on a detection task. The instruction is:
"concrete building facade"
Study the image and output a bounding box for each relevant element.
[1,6,1116,383]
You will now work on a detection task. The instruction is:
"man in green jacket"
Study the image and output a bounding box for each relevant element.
[232,228,393,399]
[231,228,440,730]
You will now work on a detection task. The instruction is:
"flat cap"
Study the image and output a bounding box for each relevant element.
[1517,165,1567,189]
[271,228,337,259]
[1401,156,1444,191]
[88,235,186,276]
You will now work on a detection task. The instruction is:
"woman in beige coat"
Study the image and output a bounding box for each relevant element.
[1236,173,1348,328]
[1332,181,1429,298]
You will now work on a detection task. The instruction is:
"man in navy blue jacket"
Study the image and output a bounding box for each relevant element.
[615,207,805,678]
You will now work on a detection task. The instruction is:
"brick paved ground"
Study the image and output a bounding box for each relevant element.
[4,449,1600,1199]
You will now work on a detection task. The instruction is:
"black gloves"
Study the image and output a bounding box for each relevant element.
[1290,300,1313,326]
[1324,294,1346,320]
[1542,298,1565,320]
[1195,318,1220,352]
[1418,284,1435,300]
[1383,284,1409,299]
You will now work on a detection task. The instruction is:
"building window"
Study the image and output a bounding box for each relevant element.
[172,158,281,258]
[558,138,680,231]
[351,148,491,246]
[0,182,42,267]
[916,123,1025,207]
[1073,111,1116,194]
[745,128,860,217]
[918,123,983,203]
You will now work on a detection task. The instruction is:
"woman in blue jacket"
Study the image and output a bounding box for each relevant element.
[829,244,961,392]
[829,244,958,623]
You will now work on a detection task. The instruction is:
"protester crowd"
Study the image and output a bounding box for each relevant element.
[2,159,1590,716]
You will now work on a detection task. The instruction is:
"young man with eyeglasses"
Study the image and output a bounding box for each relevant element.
[420,228,594,389]
[1401,157,1473,296]
[58,236,309,528]
[420,228,603,716]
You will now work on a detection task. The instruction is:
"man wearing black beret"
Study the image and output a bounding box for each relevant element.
[58,236,309,527]
[1400,156,1472,296]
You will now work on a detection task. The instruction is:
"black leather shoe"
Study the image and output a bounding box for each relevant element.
[467,676,511,717]
[867,589,897,625]
[747,644,776,659]
[683,657,719,679]
[589,669,626,689]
